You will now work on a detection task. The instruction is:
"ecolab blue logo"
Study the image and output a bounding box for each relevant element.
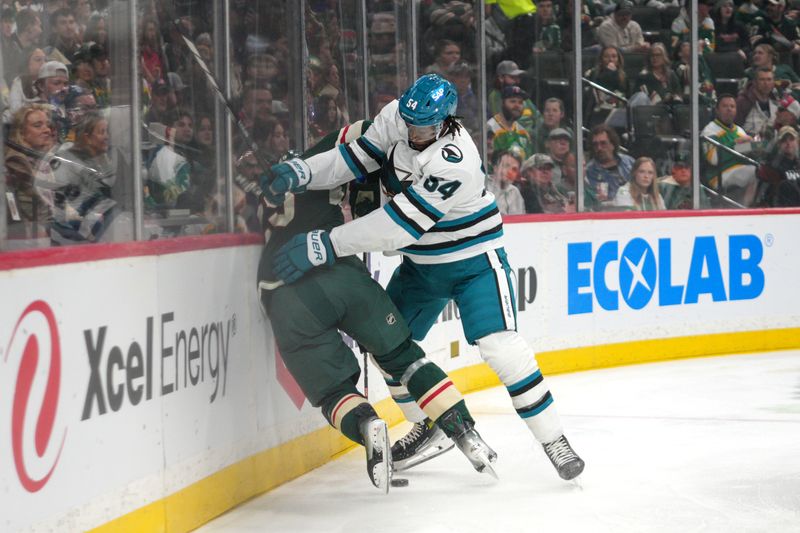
[567,235,765,315]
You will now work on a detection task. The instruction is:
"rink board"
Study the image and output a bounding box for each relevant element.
[1,211,798,532]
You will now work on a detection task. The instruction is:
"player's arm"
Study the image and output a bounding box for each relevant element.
[272,171,467,284]
[262,107,397,201]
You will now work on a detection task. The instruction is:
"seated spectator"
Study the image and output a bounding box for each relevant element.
[84,42,111,108]
[70,45,95,91]
[701,94,759,205]
[488,60,542,133]
[612,156,665,210]
[1,8,14,50]
[750,0,800,63]
[659,153,711,209]
[256,116,291,163]
[531,0,561,52]
[736,67,785,139]
[485,149,525,215]
[47,7,81,64]
[6,48,47,120]
[140,17,166,86]
[596,0,650,53]
[545,127,573,184]
[713,0,749,58]
[32,61,70,141]
[63,84,97,142]
[673,39,717,106]
[757,125,800,205]
[445,61,480,133]
[586,46,630,115]
[2,9,43,86]
[5,104,57,245]
[425,39,462,75]
[534,98,573,153]
[586,124,635,205]
[238,82,273,135]
[51,112,120,244]
[309,94,344,145]
[672,0,715,51]
[631,43,683,105]
[519,153,574,214]
[745,43,800,93]
[144,111,193,211]
[144,78,178,127]
[487,85,534,161]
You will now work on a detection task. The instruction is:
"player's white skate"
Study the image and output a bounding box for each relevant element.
[542,434,584,481]
[359,416,393,493]
[392,420,455,472]
[438,409,498,479]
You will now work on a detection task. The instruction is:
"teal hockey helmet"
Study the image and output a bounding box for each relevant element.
[398,74,458,127]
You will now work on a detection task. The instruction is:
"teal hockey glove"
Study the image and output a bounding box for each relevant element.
[260,157,312,205]
[272,230,335,284]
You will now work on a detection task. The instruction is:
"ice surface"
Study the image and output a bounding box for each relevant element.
[196,351,800,533]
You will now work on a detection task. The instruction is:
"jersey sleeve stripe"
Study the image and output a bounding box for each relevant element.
[404,186,445,220]
[384,202,424,239]
[400,225,503,254]
[356,137,386,165]
[339,143,370,183]
[430,203,499,232]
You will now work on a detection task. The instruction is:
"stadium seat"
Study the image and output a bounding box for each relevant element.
[704,52,746,97]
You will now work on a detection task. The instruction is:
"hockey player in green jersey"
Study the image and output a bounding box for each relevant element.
[247,120,497,492]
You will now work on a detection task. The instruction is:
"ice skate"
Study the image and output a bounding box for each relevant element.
[392,420,455,472]
[542,434,584,481]
[437,409,498,479]
[359,416,393,493]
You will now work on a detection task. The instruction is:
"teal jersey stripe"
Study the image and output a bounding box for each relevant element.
[507,370,542,393]
[519,395,553,418]
[406,186,445,219]
[400,228,503,256]
[384,203,423,239]
[339,144,364,182]
[434,202,499,229]
[359,136,386,160]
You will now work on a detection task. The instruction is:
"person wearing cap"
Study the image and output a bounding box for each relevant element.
[487,85,535,160]
[144,78,178,127]
[659,153,711,209]
[750,0,800,57]
[701,94,759,205]
[486,149,526,215]
[596,0,650,53]
[519,153,573,214]
[488,59,542,133]
[87,42,111,107]
[544,127,574,184]
[758,125,800,205]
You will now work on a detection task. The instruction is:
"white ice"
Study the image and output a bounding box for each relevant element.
[196,350,800,533]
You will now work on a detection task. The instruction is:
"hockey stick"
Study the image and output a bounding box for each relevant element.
[171,21,272,173]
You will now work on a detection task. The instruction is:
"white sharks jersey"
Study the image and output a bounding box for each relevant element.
[304,100,504,265]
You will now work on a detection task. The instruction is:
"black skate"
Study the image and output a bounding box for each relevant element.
[542,434,585,481]
[437,409,498,479]
[392,419,455,472]
[359,416,393,493]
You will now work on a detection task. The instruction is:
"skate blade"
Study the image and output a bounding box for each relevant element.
[474,450,499,480]
[367,420,393,494]
[393,441,455,472]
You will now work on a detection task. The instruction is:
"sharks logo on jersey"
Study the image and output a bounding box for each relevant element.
[441,144,463,163]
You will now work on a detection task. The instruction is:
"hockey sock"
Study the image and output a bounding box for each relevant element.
[403,359,473,425]
[477,331,563,443]
[322,392,374,444]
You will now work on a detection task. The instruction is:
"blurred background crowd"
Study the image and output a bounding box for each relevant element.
[3,0,800,250]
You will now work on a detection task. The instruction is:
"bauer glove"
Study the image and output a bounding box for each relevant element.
[260,157,311,206]
[272,230,335,284]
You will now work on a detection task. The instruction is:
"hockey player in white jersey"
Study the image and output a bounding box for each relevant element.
[265,74,585,481]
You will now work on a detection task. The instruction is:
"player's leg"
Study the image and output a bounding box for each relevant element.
[455,248,585,481]
[382,259,458,468]
[335,257,496,475]
[264,278,392,490]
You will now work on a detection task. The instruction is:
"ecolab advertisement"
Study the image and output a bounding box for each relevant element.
[2,213,798,531]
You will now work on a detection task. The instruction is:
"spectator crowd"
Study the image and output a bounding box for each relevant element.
[4,0,800,251]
